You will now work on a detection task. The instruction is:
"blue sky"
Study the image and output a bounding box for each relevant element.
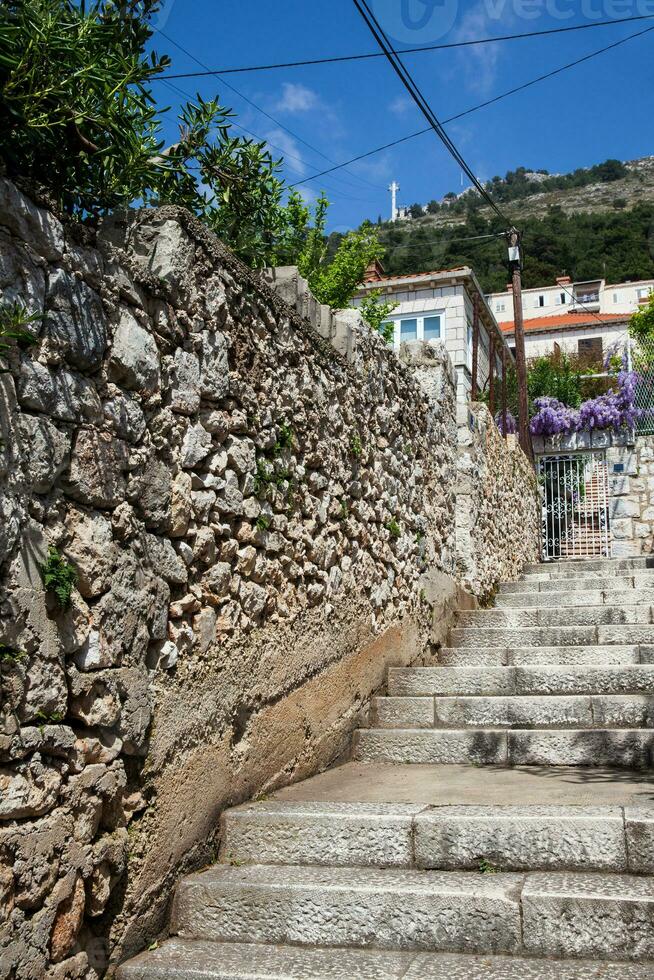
[148,0,654,233]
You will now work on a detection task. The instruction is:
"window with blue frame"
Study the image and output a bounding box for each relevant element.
[400,318,418,342]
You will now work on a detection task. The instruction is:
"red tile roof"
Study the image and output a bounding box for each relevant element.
[500,312,629,334]
[364,266,468,283]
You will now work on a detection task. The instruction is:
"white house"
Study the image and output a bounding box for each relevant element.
[354,263,512,423]
[487,275,653,363]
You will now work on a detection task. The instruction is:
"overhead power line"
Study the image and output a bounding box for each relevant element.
[351,0,510,225]
[291,21,654,188]
[157,14,654,78]
[382,231,505,249]
[157,75,382,205]
[153,26,387,193]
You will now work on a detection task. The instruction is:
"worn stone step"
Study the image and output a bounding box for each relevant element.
[500,575,653,593]
[115,939,654,979]
[389,665,654,698]
[373,695,654,730]
[221,800,423,868]
[221,800,654,874]
[496,590,654,608]
[523,558,653,575]
[172,863,525,955]
[457,606,653,627]
[521,871,654,961]
[353,728,654,768]
[438,645,647,667]
[449,625,654,648]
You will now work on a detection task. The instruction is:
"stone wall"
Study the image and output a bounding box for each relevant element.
[457,403,541,596]
[0,177,539,979]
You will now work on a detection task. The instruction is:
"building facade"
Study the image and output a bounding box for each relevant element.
[354,264,513,423]
[488,275,653,362]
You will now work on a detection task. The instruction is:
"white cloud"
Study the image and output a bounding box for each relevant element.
[264,128,307,177]
[275,82,319,114]
[389,95,412,116]
[452,1,517,95]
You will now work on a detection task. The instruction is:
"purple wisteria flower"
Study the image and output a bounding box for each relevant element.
[495,410,518,435]
[529,396,580,436]
[529,371,644,436]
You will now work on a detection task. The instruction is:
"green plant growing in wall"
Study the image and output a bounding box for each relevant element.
[478,857,499,875]
[40,547,77,610]
[0,301,40,366]
[255,514,271,531]
[338,498,349,521]
[350,432,363,458]
[386,518,401,539]
[0,644,26,665]
[274,422,295,451]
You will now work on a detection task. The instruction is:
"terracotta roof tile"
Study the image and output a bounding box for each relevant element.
[500,312,629,334]
[365,266,468,283]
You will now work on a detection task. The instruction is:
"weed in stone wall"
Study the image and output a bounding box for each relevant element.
[350,432,363,459]
[254,457,294,500]
[386,518,401,540]
[338,499,349,521]
[256,514,271,531]
[0,644,26,665]
[478,857,499,874]
[40,547,77,610]
[274,422,294,451]
[0,302,40,373]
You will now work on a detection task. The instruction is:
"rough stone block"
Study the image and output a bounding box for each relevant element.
[372,697,434,728]
[625,807,654,874]
[223,801,423,868]
[522,872,654,961]
[173,865,524,954]
[414,806,627,872]
[353,729,508,765]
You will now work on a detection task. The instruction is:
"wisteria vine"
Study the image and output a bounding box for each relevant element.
[529,370,644,437]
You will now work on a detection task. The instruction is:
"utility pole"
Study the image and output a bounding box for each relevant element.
[506,227,532,460]
[389,181,400,222]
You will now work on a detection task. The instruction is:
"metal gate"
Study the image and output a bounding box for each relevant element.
[537,452,611,561]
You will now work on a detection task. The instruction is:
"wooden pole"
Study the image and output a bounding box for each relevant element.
[488,334,495,417]
[502,346,508,440]
[471,296,479,401]
[507,227,532,459]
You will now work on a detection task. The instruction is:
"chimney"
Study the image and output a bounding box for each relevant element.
[556,275,572,285]
[364,259,386,283]
[506,283,513,293]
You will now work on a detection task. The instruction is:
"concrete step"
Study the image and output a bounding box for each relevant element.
[172,864,654,961]
[116,940,654,979]
[372,695,654,730]
[449,625,654,648]
[456,606,653,627]
[501,573,654,594]
[221,800,654,874]
[172,863,525,955]
[353,728,654,768]
[438,645,649,667]
[496,590,654,608]
[389,665,654,698]
[523,558,654,575]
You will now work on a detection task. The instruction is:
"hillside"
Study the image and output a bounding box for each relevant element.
[369,157,654,293]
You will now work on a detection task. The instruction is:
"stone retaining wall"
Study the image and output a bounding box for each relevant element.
[0,177,539,978]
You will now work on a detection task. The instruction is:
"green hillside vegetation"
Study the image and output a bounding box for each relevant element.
[343,157,654,294]
[368,203,654,295]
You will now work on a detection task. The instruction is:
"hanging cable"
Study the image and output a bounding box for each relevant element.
[290,20,654,188]
[351,0,510,225]
[157,14,654,78]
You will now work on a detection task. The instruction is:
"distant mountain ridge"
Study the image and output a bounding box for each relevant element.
[369,156,654,293]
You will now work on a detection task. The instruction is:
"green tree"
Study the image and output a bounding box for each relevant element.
[630,294,654,343]
[359,290,397,344]
[0,0,287,266]
[309,223,385,309]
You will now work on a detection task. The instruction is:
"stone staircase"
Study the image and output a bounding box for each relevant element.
[118,558,654,979]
